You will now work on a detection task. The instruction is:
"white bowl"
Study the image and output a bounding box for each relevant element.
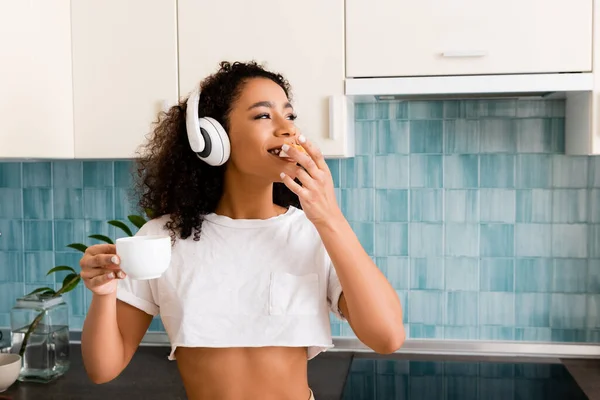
[0,354,21,392]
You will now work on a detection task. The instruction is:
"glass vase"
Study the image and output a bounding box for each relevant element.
[10,293,70,383]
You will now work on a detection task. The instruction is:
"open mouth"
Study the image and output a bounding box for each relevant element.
[268,147,283,156]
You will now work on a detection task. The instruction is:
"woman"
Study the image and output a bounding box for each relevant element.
[79,61,405,400]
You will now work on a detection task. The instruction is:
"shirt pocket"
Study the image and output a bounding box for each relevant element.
[269,272,320,316]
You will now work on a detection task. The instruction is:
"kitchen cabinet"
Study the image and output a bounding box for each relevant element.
[71,0,179,159]
[177,0,353,158]
[346,0,593,78]
[0,0,74,159]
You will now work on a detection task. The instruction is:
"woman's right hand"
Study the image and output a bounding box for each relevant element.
[79,244,126,296]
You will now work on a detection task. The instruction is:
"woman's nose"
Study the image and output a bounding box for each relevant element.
[274,121,297,138]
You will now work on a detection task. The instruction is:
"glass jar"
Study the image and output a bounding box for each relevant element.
[10,293,70,383]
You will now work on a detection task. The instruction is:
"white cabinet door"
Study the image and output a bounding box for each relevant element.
[346,0,593,78]
[178,0,352,158]
[71,1,179,159]
[0,0,74,159]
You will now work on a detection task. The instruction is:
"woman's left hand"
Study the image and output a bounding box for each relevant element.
[279,135,342,227]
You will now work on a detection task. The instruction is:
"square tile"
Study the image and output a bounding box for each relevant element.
[589,259,600,293]
[589,189,600,223]
[552,189,587,223]
[376,257,409,290]
[515,118,562,153]
[515,294,551,328]
[480,189,515,223]
[589,225,600,258]
[445,224,478,257]
[410,324,443,339]
[374,223,408,256]
[391,102,409,119]
[515,224,551,257]
[341,189,375,221]
[550,294,586,329]
[551,329,587,342]
[376,189,408,222]
[23,188,52,219]
[446,292,478,326]
[342,156,374,188]
[326,160,340,187]
[409,223,443,257]
[444,155,478,188]
[445,257,478,291]
[480,155,514,188]
[350,222,375,256]
[0,220,22,251]
[83,189,114,220]
[589,157,600,187]
[410,120,443,154]
[53,189,84,219]
[23,220,53,251]
[445,190,478,223]
[0,189,22,218]
[515,327,552,341]
[23,251,55,284]
[410,189,442,222]
[23,162,51,187]
[467,100,516,118]
[408,101,443,119]
[516,100,565,118]
[444,327,479,340]
[516,155,553,188]
[376,120,409,155]
[480,224,514,257]
[83,161,114,188]
[515,258,553,293]
[410,258,444,290]
[479,292,514,326]
[53,161,82,188]
[552,224,587,258]
[114,161,135,188]
[480,120,516,153]
[0,163,21,188]
[408,291,444,325]
[553,259,588,293]
[410,155,442,188]
[0,251,23,282]
[373,155,407,188]
[444,120,480,154]
[480,258,513,292]
[0,283,25,313]
[552,156,588,188]
[54,220,86,251]
[516,189,552,223]
[354,121,377,156]
[355,103,374,120]
[587,295,600,329]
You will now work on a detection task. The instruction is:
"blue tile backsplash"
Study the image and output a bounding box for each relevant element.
[1,98,599,345]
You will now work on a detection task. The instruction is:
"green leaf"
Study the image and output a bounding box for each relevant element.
[41,289,56,295]
[67,243,88,253]
[59,273,81,295]
[128,215,147,229]
[26,287,56,296]
[144,208,156,219]
[88,234,114,244]
[108,220,133,237]
[47,266,76,276]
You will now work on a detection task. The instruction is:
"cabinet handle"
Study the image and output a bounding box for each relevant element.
[441,51,488,58]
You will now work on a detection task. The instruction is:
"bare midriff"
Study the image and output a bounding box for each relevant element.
[174,346,312,400]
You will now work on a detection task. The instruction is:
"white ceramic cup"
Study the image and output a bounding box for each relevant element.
[115,235,172,280]
[0,354,21,392]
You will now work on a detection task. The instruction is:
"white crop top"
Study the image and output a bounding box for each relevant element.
[116,206,345,361]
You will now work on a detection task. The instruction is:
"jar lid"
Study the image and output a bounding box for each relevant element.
[15,293,65,309]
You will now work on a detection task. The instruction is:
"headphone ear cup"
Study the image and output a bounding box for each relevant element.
[196,117,230,166]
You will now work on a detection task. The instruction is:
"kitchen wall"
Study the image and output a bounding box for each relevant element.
[1,98,599,343]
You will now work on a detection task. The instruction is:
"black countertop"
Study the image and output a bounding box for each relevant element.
[2,344,353,400]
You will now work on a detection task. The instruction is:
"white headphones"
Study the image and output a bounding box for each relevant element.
[185,85,231,166]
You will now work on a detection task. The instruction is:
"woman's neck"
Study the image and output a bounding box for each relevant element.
[214,168,286,220]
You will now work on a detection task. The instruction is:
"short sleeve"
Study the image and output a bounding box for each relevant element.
[326,253,346,321]
[115,219,161,316]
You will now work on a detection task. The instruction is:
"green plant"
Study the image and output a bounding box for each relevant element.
[17,211,152,358]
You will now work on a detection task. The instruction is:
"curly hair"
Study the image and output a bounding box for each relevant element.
[134,61,301,241]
